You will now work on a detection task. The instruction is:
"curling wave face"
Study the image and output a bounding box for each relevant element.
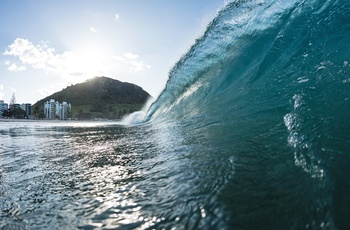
[143,0,350,228]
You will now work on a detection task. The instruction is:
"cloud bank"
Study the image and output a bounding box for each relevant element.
[3,38,72,73]
[3,38,151,79]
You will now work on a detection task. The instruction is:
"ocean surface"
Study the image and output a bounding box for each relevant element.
[2,0,350,229]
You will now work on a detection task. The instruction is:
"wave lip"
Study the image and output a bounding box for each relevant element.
[144,0,303,121]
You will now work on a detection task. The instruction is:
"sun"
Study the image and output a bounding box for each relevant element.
[62,41,115,83]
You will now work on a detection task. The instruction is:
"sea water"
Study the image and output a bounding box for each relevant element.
[2,120,234,229]
[2,0,350,228]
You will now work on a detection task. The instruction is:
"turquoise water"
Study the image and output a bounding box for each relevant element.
[2,0,350,229]
[146,0,350,228]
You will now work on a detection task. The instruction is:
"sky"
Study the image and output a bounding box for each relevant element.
[0,0,228,104]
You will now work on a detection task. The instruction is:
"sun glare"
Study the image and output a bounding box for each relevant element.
[64,42,114,82]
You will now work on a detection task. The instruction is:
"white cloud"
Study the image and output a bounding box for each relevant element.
[90,27,97,33]
[113,55,128,63]
[9,87,16,92]
[115,14,119,22]
[4,60,26,82]
[123,52,139,60]
[3,38,72,73]
[7,63,26,72]
[114,52,151,73]
[129,60,151,72]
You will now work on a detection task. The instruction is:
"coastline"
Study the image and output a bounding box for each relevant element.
[0,118,40,122]
[0,119,76,123]
[0,118,119,123]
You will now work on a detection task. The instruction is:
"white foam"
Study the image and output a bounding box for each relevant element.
[121,111,146,125]
[121,97,155,125]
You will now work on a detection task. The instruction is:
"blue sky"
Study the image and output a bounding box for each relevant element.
[0,0,227,104]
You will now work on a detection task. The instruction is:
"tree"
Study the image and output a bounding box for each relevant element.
[38,113,45,119]
[2,109,10,118]
[2,108,26,119]
[12,108,26,119]
[67,107,71,119]
[77,109,92,120]
[33,106,45,119]
[33,106,39,115]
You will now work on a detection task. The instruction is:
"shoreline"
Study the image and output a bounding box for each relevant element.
[0,118,119,123]
[0,118,40,122]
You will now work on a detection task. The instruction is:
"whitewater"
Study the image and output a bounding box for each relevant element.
[1,0,350,229]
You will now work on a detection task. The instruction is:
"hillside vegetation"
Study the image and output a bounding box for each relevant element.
[33,76,151,120]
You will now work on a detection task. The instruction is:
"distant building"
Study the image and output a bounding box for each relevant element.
[13,103,21,110]
[58,101,71,120]
[21,103,32,119]
[0,100,9,118]
[44,99,71,120]
[44,99,56,119]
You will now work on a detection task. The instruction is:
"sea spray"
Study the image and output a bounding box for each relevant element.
[122,97,155,125]
[122,111,146,125]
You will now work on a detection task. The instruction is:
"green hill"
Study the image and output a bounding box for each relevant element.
[33,76,151,120]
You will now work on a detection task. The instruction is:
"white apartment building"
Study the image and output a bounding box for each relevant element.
[44,99,56,119]
[58,101,71,120]
[44,99,71,120]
